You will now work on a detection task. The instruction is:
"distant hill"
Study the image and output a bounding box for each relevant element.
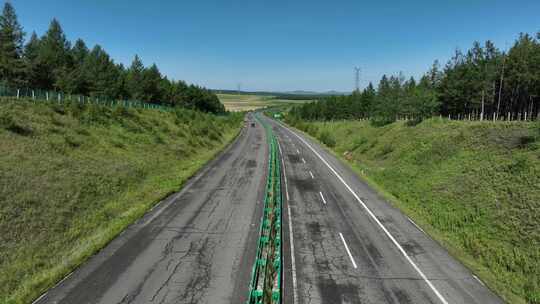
[212,89,348,101]
[283,90,348,96]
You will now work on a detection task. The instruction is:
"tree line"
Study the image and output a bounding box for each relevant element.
[290,32,540,124]
[0,2,224,113]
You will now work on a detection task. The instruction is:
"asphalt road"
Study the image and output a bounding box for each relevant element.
[262,116,504,304]
[35,113,504,304]
[36,114,267,304]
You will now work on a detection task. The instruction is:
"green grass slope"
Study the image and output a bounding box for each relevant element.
[288,117,540,304]
[0,99,242,304]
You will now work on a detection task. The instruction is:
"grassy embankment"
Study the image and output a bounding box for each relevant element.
[288,117,539,304]
[217,93,310,112]
[0,99,243,304]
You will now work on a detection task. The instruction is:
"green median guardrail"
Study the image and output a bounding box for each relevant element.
[247,113,282,304]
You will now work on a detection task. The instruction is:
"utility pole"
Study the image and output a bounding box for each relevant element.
[237,83,242,94]
[354,67,361,92]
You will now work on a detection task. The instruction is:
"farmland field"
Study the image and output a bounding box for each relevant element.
[217,93,311,112]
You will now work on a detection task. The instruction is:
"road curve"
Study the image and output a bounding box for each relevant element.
[36,114,267,304]
[263,116,503,304]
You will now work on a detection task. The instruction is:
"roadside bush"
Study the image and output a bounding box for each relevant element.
[377,143,394,158]
[80,104,111,125]
[405,117,423,126]
[351,137,368,151]
[0,111,33,136]
[318,130,336,147]
[370,116,395,127]
[112,106,135,119]
[305,124,319,137]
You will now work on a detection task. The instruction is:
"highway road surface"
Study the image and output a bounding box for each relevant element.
[35,114,503,304]
[36,114,267,304]
[261,116,503,304]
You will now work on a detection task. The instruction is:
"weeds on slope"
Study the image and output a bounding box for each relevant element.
[289,117,540,304]
[0,99,242,304]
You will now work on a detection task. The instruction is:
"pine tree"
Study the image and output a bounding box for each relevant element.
[125,55,145,100]
[56,38,90,94]
[71,39,88,66]
[0,2,25,86]
[81,45,121,98]
[23,31,41,87]
[426,60,442,89]
[37,18,71,90]
[0,2,226,112]
[141,63,163,103]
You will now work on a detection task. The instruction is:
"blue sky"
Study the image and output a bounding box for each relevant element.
[10,0,540,92]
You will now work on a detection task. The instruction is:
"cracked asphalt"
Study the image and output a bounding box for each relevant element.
[36,114,267,304]
[35,113,505,304]
[263,116,504,304]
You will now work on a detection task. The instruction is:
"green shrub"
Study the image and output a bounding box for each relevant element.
[64,134,83,148]
[378,144,394,157]
[0,112,33,136]
[370,116,395,127]
[351,137,368,151]
[305,124,319,137]
[318,130,336,147]
[112,106,134,119]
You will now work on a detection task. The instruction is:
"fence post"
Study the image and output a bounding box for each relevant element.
[17,89,20,99]
[32,90,35,99]
[46,92,49,101]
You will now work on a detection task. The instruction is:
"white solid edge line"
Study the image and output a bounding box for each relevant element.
[473,275,486,287]
[32,292,47,304]
[278,138,298,303]
[31,268,76,304]
[279,123,450,304]
[339,232,358,269]
[407,217,427,235]
[309,171,314,179]
[287,203,299,304]
[319,191,327,205]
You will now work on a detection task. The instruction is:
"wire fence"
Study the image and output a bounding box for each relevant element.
[0,85,173,111]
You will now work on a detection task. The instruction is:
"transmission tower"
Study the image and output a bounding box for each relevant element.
[354,67,361,92]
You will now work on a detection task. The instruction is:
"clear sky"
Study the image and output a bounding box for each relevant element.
[9,0,540,92]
